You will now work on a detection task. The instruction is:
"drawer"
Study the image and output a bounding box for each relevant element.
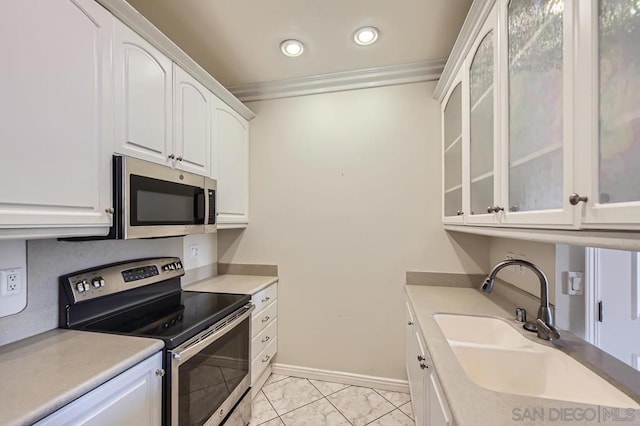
[251,336,277,384]
[252,283,278,315]
[252,318,277,357]
[252,300,277,337]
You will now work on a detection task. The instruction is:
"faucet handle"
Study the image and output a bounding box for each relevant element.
[515,308,527,323]
[536,318,560,341]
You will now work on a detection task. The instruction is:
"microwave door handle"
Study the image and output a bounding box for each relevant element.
[202,187,209,225]
[171,305,254,366]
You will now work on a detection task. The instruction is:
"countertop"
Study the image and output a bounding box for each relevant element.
[405,285,640,426]
[184,274,278,295]
[0,329,163,426]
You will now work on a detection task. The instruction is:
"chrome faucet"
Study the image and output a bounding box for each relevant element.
[481,259,560,341]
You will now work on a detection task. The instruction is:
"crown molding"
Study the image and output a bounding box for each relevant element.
[227,59,447,102]
[433,0,496,102]
[95,0,256,121]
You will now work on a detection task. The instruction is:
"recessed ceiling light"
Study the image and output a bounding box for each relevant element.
[354,26,379,46]
[280,39,305,57]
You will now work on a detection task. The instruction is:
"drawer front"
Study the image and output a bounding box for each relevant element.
[252,300,277,337]
[251,336,277,384]
[252,318,277,357]
[252,283,278,315]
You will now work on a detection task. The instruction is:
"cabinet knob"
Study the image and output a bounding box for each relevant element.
[262,296,270,303]
[487,206,505,213]
[105,207,114,214]
[456,210,464,216]
[569,193,588,206]
[417,355,425,362]
[262,355,271,363]
[420,363,429,370]
[262,316,270,323]
[168,154,176,160]
[176,156,183,161]
[155,369,165,377]
[262,336,270,343]
[407,321,414,326]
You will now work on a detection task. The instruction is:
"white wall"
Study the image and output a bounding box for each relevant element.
[218,81,489,380]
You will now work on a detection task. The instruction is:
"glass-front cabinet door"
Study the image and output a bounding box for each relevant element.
[579,0,640,229]
[467,6,499,225]
[500,0,575,226]
[442,74,465,223]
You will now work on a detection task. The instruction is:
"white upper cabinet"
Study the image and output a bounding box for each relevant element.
[114,19,173,166]
[499,0,575,227]
[215,99,249,227]
[442,74,465,223]
[173,64,211,176]
[0,0,113,238]
[577,0,640,229]
[466,6,499,225]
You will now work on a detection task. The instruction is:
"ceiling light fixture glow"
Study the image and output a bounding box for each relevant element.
[354,26,379,46]
[280,39,305,57]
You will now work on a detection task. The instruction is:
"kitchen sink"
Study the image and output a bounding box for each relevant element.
[433,314,640,409]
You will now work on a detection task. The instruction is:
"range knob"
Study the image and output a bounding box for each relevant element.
[92,277,105,288]
[76,280,88,292]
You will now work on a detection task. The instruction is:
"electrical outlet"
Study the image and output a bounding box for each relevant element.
[1,267,23,295]
[189,244,200,259]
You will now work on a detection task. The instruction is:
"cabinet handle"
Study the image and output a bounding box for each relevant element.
[417,355,425,362]
[420,363,429,370]
[155,369,165,377]
[569,193,588,206]
[168,154,176,160]
[262,296,270,303]
[176,156,183,161]
[456,210,464,216]
[262,316,270,323]
[407,321,414,326]
[487,206,505,213]
[262,336,270,343]
[262,355,271,363]
[105,207,114,214]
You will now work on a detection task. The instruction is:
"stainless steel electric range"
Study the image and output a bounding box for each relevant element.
[59,257,254,426]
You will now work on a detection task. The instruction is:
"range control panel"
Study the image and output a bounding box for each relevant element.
[62,257,184,304]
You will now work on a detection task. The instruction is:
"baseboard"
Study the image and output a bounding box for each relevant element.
[271,363,409,393]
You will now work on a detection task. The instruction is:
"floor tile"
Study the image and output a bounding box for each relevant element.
[327,386,395,426]
[249,391,278,426]
[399,402,414,420]
[281,398,351,426]
[262,377,324,415]
[309,379,350,396]
[264,373,290,386]
[374,389,411,407]
[367,409,415,426]
[258,418,285,426]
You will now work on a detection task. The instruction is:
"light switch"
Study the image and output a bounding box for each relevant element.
[567,271,584,296]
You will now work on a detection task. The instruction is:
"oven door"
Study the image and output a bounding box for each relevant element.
[121,155,207,239]
[169,305,254,426]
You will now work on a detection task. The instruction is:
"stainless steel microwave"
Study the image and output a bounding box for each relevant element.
[108,155,216,239]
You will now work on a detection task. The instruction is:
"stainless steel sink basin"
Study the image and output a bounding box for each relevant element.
[433,314,639,409]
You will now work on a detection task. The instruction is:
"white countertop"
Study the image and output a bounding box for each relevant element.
[0,329,163,426]
[184,274,278,295]
[405,285,640,426]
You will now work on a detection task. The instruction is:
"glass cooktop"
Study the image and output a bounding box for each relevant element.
[80,291,250,348]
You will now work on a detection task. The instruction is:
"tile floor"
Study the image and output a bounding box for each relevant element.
[250,374,415,426]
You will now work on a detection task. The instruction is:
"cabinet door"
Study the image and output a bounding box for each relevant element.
[578,0,640,229]
[114,20,173,166]
[405,300,428,426]
[215,99,249,227]
[442,75,466,223]
[500,0,575,227]
[428,372,453,426]
[173,64,211,176]
[36,352,162,426]
[466,7,499,225]
[0,0,113,237]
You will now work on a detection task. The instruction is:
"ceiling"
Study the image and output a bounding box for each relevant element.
[125,0,473,88]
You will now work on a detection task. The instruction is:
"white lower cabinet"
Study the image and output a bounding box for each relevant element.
[250,282,278,392]
[36,352,163,426]
[406,299,454,426]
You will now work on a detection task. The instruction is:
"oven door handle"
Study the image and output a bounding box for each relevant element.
[171,304,254,366]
